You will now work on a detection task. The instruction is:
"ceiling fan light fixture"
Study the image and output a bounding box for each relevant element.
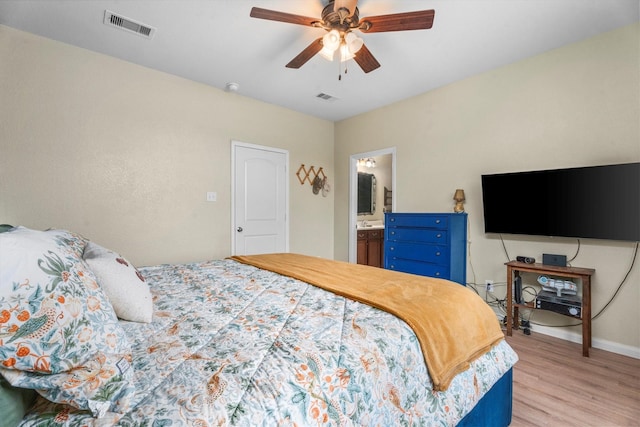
[319,46,336,61]
[249,3,435,74]
[340,44,354,62]
[345,32,363,54]
[322,29,340,51]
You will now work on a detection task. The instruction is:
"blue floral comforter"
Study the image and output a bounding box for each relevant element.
[21,259,518,426]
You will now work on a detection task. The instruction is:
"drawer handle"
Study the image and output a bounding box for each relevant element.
[436,252,441,256]
[390,247,395,251]
[390,265,395,269]
[435,272,441,276]
[391,231,395,235]
[436,233,442,238]
[390,218,395,222]
[435,219,441,224]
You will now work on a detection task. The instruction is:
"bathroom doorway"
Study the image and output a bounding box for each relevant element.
[348,147,396,263]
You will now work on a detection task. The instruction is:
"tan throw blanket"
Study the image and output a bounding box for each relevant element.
[230,253,504,391]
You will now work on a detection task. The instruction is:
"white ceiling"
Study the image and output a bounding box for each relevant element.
[1,0,638,121]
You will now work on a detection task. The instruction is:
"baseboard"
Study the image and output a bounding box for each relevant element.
[530,324,640,359]
[492,309,640,359]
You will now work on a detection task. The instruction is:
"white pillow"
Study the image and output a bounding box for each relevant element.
[83,242,153,323]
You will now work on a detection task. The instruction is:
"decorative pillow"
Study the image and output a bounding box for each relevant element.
[0,227,135,417]
[83,242,153,323]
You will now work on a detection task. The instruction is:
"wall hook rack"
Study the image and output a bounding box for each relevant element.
[296,164,326,186]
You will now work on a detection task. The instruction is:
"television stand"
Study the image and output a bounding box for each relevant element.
[505,261,595,357]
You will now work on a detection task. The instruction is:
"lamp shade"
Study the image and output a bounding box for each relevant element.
[323,30,340,51]
[453,189,466,213]
[340,44,354,62]
[319,46,336,61]
[345,32,364,54]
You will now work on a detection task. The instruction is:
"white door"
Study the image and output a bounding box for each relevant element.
[232,141,288,255]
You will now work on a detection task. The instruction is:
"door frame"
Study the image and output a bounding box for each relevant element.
[348,147,396,263]
[231,140,290,255]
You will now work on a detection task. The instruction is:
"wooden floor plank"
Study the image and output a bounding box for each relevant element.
[505,331,640,427]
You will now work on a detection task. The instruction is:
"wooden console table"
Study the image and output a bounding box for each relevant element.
[505,261,595,357]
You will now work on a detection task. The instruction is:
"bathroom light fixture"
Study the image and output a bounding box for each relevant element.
[453,189,466,213]
[357,158,376,168]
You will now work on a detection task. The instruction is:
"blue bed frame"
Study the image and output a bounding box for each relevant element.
[458,368,513,427]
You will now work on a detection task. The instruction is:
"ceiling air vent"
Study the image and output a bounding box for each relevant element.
[316,93,338,102]
[104,10,156,39]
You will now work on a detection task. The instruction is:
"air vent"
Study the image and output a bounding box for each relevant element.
[104,10,156,39]
[316,93,338,101]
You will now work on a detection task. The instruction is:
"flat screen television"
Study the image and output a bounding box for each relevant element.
[481,162,639,242]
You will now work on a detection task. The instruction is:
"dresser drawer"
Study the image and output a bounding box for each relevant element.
[386,243,450,265]
[386,259,449,279]
[386,214,448,229]
[383,212,467,285]
[386,227,448,244]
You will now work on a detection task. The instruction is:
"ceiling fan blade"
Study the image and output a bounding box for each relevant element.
[353,44,380,73]
[360,9,435,33]
[333,0,358,15]
[286,38,324,69]
[250,7,318,27]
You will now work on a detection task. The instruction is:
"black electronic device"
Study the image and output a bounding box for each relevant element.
[516,256,535,264]
[481,162,640,241]
[536,291,582,318]
[514,276,523,304]
[542,253,566,267]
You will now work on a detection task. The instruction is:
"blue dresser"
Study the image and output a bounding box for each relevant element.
[384,213,467,285]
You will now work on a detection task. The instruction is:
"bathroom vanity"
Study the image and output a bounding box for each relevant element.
[356,221,384,268]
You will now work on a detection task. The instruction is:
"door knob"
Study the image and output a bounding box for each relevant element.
[237,227,243,232]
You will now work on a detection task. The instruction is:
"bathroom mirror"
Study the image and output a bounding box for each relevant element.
[357,172,376,215]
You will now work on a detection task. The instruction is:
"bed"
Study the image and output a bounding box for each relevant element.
[0,227,518,426]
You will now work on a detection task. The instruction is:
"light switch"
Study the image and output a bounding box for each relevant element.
[206,192,217,202]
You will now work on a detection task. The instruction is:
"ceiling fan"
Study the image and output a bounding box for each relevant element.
[250,0,435,74]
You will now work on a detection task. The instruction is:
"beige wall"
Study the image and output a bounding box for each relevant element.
[0,25,335,266]
[334,23,640,354]
[2,22,639,355]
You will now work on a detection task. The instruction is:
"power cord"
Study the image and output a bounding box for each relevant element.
[566,239,580,264]
[500,237,637,330]
[493,236,638,331]
[501,235,581,264]
[466,218,478,287]
[524,241,638,328]
[592,241,638,320]
[500,234,511,262]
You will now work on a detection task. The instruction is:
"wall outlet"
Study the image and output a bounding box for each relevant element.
[485,279,494,293]
[206,191,217,202]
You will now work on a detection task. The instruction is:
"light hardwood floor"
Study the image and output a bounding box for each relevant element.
[505,331,640,426]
